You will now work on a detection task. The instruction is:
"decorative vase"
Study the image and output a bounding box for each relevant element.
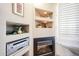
[17,27,22,34]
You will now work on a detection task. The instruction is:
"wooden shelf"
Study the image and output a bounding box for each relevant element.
[35,16,53,22]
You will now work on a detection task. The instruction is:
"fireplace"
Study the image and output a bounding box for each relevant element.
[34,37,55,56]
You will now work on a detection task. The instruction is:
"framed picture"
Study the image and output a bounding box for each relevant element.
[12,3,24,17]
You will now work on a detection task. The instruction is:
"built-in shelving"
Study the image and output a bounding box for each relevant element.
[35,8,53,28]
[6,21,29,35]
[6,21,30,39]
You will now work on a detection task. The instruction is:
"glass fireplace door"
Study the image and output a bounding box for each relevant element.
[34,37,55,56]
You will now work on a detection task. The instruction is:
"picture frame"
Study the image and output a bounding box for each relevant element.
[12,3,24,17]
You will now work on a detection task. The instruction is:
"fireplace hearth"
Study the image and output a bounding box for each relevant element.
[34,37,55,56]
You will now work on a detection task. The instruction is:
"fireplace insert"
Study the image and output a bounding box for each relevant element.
[34,37,55,56]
